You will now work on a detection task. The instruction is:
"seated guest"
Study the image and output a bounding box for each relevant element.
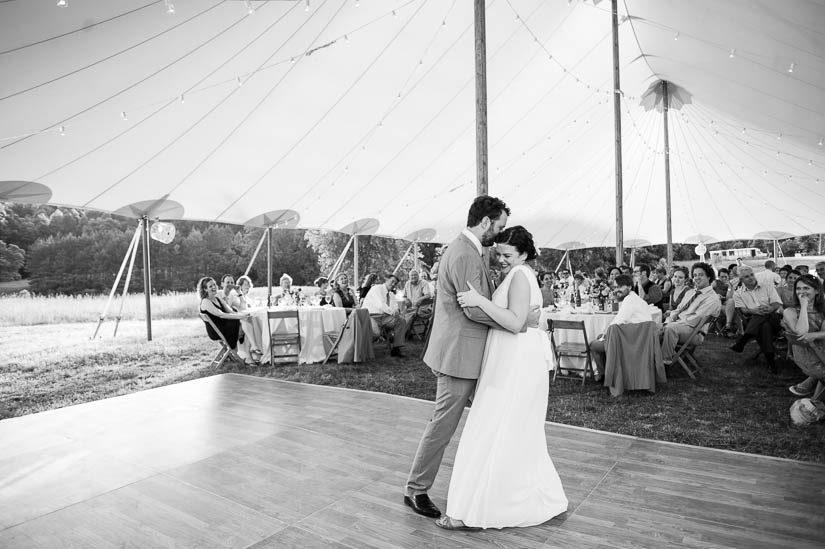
[314,276,331,305]
[778,264,792,287]
[403,268,434,335]
[620,265,632,276]
[778,269,801,308]
[557,268,573,287]
[276,273,297,305]
[539,271,556,307]
[668,267,690,311]
[755,260,781,288]
[655,266,673,311]
[362,273,408,357]
[590,274,652,379]
[661,263,722,366]
[729,265,783,373]
[632,264,663,307]
[358,272,378,305]
[816,261,825,281]
[798,264,811,276]
[332,273,357,308]
[782,275,825,402]
[607,266,622,288]
[711,268,730,333]
[220,274,240,310]
[198,277,250,350]
[235,275,263,362]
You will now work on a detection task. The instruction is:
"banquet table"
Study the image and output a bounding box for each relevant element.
[248,306,348,364]
[540,306,663,372]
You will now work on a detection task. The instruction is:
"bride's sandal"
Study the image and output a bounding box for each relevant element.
[434,516,481,531]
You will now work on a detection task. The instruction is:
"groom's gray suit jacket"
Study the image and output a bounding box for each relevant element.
[423,232,497,380]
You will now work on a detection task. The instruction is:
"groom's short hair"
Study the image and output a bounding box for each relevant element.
[466,195,510,228]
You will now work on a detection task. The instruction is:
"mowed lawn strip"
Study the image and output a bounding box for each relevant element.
[1,318,822,462]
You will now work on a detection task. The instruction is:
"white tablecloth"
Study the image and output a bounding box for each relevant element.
[540,307,662,371]
[249,306,347,364]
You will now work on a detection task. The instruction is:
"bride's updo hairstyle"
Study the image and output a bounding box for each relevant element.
[494,225,537,261]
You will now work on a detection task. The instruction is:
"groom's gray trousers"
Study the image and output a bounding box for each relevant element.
[405,371,476,497]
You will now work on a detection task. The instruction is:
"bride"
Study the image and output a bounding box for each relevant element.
[439,225,568,530]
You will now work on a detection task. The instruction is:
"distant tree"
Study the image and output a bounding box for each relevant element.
[0,241,25,281]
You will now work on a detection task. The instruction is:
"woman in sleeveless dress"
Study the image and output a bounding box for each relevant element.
[198,277,251,349]
[438,226,568,530]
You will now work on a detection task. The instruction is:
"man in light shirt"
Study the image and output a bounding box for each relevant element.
[730,265,783,373]
[816,261,825,281]
[403,268,434,337]
[363,273,408,357]
[661,263,722,365]
[755,260,781,288]
[590,274,651,378]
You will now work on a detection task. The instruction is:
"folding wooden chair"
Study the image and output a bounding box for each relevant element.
[547,318,596,385]
[672,315,716,379]
[267,309,302,364]
[199,313,242,369]
[322,315,350,365]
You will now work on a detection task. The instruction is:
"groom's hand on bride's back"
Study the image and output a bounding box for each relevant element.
[523,306,540,332]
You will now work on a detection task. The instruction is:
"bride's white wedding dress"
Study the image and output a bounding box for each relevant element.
[446,264,568,528]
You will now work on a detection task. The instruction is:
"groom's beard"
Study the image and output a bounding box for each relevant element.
[480,227,498,247]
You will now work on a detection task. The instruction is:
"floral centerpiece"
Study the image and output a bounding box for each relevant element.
[589,279,612,309]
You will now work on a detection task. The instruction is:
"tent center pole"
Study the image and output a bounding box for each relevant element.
[611,0,624,266]
[662,80,673,267]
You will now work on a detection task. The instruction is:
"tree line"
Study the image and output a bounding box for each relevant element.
[1,201,823,294]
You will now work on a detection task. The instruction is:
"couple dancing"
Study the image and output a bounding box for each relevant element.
[404,195,568,530]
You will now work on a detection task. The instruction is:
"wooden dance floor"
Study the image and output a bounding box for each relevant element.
[1,374,823,548]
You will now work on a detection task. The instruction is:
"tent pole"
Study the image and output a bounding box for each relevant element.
[554,250,568,273]
[267,227,272,306]
[244,230,269,277]
[353,236,360,290]
[393,244,414,275]
[327,235,355,280]
[141,216,152,341]
[414,240,420,271]
[611,0,624,266]
[113,226,141,338]
[662,80,673,267]
[474,0,488,196]
[92,224,141,339]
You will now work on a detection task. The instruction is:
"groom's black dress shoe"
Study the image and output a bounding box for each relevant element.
[404,494,442,518]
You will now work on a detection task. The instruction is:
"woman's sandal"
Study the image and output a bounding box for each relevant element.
[434,516,481,531]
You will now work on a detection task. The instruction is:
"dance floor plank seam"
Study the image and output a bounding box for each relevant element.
[1,373,823,548]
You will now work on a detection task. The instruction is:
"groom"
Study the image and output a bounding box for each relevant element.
[404,195,531,519]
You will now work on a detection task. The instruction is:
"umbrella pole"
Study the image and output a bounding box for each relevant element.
[141,215,152,341]
[244,230,268,277]
[353,236,359,291]
[267,227,272,306]
[663,80,673,267]
[611,0,624,266]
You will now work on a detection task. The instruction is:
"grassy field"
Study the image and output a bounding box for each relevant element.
[1,316,822,463]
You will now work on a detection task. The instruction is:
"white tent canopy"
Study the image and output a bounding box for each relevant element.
[1,0,824,248]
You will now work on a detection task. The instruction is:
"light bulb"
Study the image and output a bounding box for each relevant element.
[305,0,309,12]
[809,160,814,166]
[355,0,359,6]
[57,0,68,7]
[674,32,679,41]
[777,132,782,140]
[121,111,128,121]
[819,138,823,146]
[58,125,65,136]
[392,10,397,17]
[179,94,185,103]
[165,1,175,15]
[729,48,735,58]
[245,0,253,14]
[442,19,446,27]
[237,76,243,86]
[788,62,795,73]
